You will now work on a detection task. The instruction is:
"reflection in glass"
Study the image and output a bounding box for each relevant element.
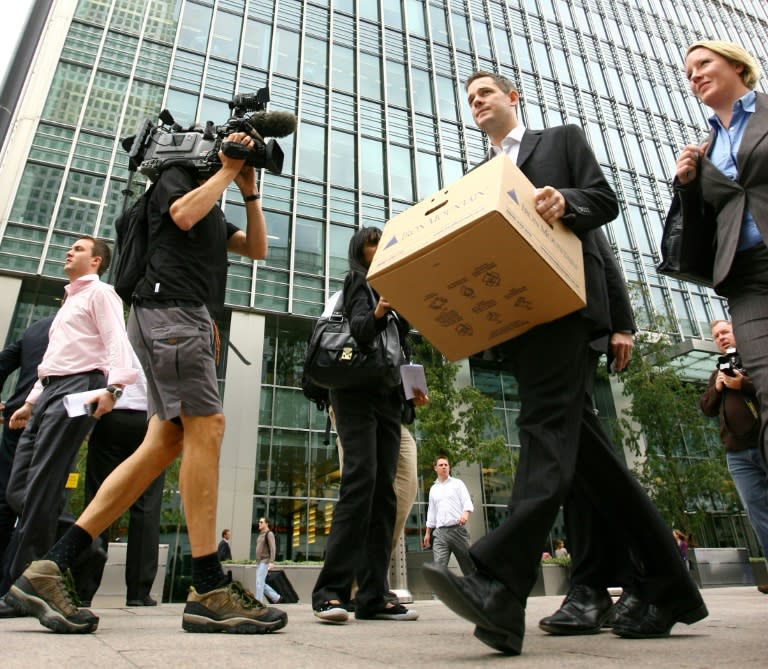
[330,130,356,189]
[303,36,328,85]
[243,19,272,70]
[178,2,212,52]
[210,10,242,61]
[294,217,325,275]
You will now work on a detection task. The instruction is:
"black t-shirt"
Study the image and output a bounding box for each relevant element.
[135,166,238,320]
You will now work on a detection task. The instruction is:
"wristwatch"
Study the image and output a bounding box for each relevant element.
[106,385,123,401]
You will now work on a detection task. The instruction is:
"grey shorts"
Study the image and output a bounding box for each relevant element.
[128,305,222,421]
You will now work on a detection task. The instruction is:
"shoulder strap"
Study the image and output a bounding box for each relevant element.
[363,281,399,324]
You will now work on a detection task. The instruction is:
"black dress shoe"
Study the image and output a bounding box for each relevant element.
[602,591,643,628]
[611,593,708,638]
[126,596,158,606]
[0,595,25,618]
[422,562,524,655]
[538,584,612,635]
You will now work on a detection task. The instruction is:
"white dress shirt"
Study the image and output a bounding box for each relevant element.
[487,124,527,164]
[426,476,474,529]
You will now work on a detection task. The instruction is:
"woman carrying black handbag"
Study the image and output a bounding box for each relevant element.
[311,226,418,624]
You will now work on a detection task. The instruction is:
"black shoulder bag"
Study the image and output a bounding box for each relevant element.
[657,178,717,287]
[303,285,404,390]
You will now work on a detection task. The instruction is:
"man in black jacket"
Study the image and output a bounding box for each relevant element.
[0,316,55,558]
[0,315,54,615]
[423,71,706,655]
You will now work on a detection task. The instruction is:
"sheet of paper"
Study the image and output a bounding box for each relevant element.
[62,388,106,417]
[321,291,343,317]
[400,363,427,400]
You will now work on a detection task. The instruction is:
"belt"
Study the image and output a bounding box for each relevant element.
[41,369,103,386]
[438,524,460,529]
[133,298,203,309]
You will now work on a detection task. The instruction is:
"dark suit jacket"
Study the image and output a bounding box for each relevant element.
[591,229,636,367]
[0,315,55,419]
[490,125,619,359]
[217,539,232,562]
[685,91,768,290]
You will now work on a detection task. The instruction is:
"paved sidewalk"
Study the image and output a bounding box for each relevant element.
[3,587,765,668]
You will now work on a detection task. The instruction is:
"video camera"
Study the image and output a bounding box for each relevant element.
[717,347,745,377]
[121,87,296,181]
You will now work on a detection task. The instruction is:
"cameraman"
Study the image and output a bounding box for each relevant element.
[700,320,768,586]
[6,131,289,634]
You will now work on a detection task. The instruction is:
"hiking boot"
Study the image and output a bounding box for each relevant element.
[6,560,99,633]
[182,577,288,634]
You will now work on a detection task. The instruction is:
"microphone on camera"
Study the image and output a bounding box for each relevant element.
[246,111,297,138]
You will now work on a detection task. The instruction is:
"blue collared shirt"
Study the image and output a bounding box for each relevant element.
[707,90,762,252]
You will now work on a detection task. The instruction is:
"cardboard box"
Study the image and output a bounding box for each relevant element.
[367,154,586,361]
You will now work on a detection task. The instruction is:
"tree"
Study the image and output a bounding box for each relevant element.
[409,337,511,480]
[610,320,740,539]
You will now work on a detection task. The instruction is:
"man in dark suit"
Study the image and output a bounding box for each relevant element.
[539,232,639,634]
[217,529,232,562]
[423,71,706,655]
[0,315,55,616]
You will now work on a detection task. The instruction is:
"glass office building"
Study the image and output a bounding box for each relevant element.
[1,0,767,564]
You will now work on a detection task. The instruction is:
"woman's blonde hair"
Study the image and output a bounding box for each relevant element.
[687,40,761,89]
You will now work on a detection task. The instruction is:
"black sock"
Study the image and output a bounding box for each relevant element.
[46,524,93,572]
[192,552,227,594]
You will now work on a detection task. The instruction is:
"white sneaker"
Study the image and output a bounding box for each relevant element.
[314,601,349,624]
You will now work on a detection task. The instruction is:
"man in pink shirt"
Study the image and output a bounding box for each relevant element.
[0,236,135,616]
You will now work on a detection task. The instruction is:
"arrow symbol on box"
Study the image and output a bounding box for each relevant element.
[384,236,398,248]
[506,189,519,204]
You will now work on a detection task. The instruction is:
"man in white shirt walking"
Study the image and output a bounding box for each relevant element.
[423,454,475,576]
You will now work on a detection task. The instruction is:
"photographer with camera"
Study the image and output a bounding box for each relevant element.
[6,130,289,634]
[700,320,768,591]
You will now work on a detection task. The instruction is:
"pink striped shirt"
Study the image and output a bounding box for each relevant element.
[26,274,137,404]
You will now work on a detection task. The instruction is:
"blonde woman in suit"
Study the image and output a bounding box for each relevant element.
[675,41,768,465]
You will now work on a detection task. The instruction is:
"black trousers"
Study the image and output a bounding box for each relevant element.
[76,409,162,601]
[563,350,636,590]
[3,371,103,588]
[312,384,401,612]
[471,314,696,605]
[0,423,23,570]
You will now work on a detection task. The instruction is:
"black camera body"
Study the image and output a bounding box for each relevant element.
[122,87,294,181]
[717,347,745,377]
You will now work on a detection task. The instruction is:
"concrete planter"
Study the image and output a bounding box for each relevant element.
[407,552,570,599]
[92,542,169,607]
[540,564,570,596]
[224,563,322,603]
[691,547,753,587]
[406,550,463,600]
[750,558,768,586]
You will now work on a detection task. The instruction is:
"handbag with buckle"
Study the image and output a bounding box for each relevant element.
[303,285,404,390]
